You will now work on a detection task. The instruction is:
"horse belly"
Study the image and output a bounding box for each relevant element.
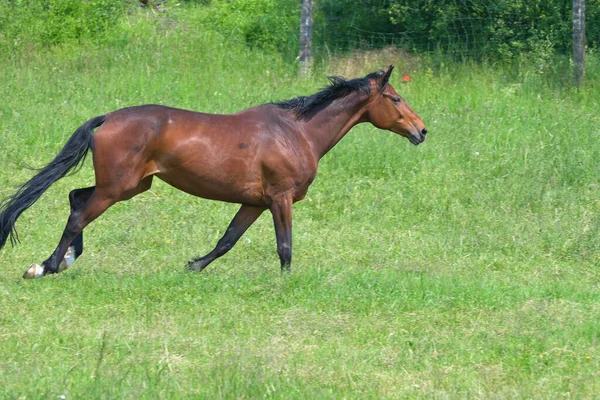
[155,161,265,205]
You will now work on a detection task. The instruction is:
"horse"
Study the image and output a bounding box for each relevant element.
[0,65,427,279]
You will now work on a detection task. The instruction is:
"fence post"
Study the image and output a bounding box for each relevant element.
[573,0,586,87]
[299,0,313,78]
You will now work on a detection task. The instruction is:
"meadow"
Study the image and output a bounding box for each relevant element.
[1,8,600,399]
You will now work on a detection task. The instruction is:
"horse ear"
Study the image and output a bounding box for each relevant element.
[379,65,394,93]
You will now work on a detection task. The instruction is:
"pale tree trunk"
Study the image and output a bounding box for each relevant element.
[299,0,313,78]
[573,0,585,86]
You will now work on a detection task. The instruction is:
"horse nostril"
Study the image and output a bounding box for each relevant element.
[421,128,428,135]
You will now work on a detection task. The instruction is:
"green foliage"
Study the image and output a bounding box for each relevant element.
[315,0,396,49]
[198,0,299,53]
[0,0,127,49]
[384,0,573,57]
[587,0,600,49]
[316,0,596,60]
[1,0,599,62]
[187,0,600,61]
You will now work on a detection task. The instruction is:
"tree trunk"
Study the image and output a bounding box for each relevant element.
[573,0,586,87]
[299,0,313,78]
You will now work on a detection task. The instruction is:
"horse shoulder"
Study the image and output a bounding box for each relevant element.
[258,119,318,204]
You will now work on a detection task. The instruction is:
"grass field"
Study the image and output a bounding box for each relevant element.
[1,8,600,399]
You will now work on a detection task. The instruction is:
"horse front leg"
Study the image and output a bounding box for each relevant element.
[269,195,293,272]
[188,204,265,271]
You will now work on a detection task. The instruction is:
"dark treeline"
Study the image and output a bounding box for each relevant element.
[319,0,599,59]
[187,0,600,60]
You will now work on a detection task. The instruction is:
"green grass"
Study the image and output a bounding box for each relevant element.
[1,7,600,399]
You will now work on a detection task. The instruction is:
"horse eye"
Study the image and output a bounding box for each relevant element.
[392,97,401,103]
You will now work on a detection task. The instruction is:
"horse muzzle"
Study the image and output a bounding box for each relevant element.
[408,128,427,145]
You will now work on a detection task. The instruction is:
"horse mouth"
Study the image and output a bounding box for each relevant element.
[408,133,425,145]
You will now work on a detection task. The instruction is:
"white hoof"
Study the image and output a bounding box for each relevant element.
[23,264,44,279]
[58,246,76,273]
[23,246,76,279]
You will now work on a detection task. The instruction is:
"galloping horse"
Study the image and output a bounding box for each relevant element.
[0,66,427,279]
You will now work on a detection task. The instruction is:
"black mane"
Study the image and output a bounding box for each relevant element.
[274,70,384,119]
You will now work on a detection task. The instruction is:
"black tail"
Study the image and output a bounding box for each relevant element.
[0,115,106,250]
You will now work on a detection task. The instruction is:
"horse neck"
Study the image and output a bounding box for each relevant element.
[301,91,370,160]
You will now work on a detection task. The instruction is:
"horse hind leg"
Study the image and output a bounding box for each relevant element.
[23,187,95,279]
[23,188,115,279]
[51,187,96,274]
[22,176,155,279]
[64,187,95,268]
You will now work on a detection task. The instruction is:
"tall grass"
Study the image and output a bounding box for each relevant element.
[0,5,599,398]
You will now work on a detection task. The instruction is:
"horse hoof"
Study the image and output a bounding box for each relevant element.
[23,264,45,279]
[58,246,75,273]
[188,260,207,272]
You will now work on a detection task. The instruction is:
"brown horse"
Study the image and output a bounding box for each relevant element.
[0,66,426,279]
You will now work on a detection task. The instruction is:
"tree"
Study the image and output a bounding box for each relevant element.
[573,0,586,86]
[299,0,313,77]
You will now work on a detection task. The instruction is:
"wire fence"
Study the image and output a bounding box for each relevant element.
[311,0,598,60]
